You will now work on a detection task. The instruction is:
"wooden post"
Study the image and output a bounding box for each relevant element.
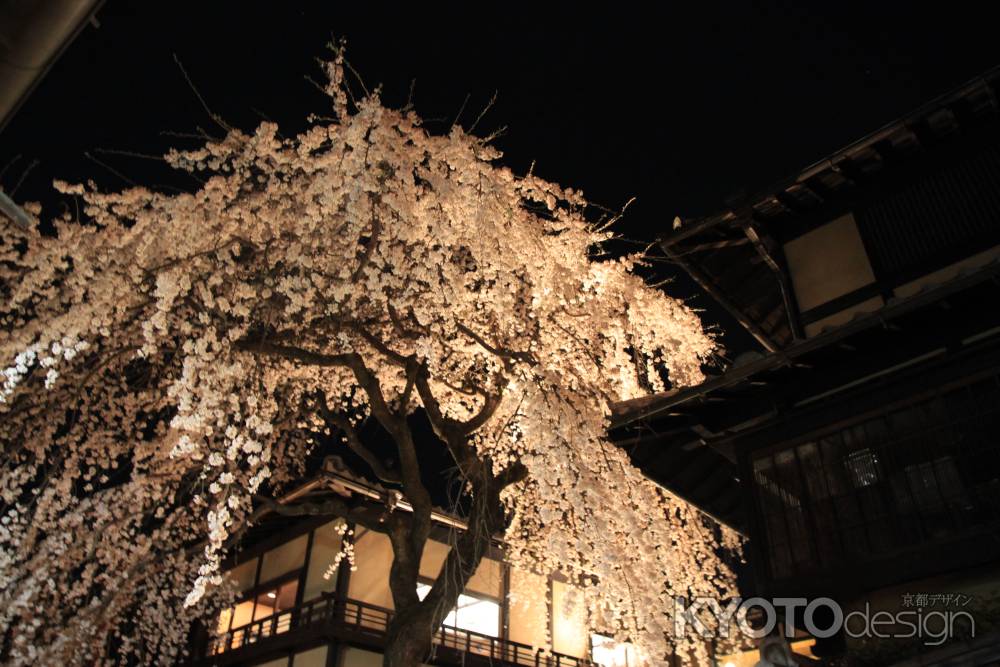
[661,242,780,353]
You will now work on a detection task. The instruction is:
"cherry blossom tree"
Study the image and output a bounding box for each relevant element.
[0,51,740,666]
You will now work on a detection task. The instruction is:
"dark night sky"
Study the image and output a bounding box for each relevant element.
[2,1,998,355]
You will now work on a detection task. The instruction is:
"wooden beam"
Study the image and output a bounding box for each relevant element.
[741,221,805,340]
[906,119,939,150]
[950,98,978,131]
[611,259,1000,428]
[659,212,736,248]
[871,138,901,164]
[773,191,808,214]
[832,157,869,185]
[985,77,1000,112]
[677,236,751,254]
[661,241,780,353]
[797,175,836,202]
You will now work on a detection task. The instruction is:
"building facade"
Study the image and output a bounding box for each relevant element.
[613,67,1000,665]
[192,466,630,667]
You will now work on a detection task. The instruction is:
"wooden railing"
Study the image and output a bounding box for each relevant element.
[204,595,593,667]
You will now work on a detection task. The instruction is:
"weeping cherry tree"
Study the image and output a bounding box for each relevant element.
[0,51,740,666]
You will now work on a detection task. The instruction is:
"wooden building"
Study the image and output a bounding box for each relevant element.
[190,458,628,667]
[613,67,1000,664]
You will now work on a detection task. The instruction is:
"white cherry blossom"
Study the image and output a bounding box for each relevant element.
[0,53,739,666]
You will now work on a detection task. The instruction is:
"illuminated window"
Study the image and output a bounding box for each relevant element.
[213,578,299,651]
[303,519,344,601]
[254,579,299,636]
[591,634,637,667]
[845,448,880,488]
[415,583,500,637]
[217,599,255,652]
[508,568,547,648]
[227,557,258,592]
[349,529,395,609]
[551,580,588,658]
[261,534,307,582]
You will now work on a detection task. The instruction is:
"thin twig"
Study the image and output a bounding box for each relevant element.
[10,158,39,196]
[404,78,417,110]
[0,153,21,184]
[342,59,370,98]
[468,90,498,135]
[94,148,168,162]
[173,53,232,133]
[593,196,636,233]
[160,129,210,141]
[451,93,471,129]
[83,152,137,187]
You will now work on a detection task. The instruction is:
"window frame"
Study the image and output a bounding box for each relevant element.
[220,568,305,635]
[415,575,503,638]
[747,369,1000,581]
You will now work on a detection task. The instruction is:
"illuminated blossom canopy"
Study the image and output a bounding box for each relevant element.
[0,52,740,666]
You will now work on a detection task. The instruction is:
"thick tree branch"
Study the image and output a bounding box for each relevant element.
[351,202,382,281]
[396,356,420,412]
[234,338,399,435]
[233,338,357,367]
[312,391,402,485]
[354,326,409,365]
[458,387,504,436]
[412,365,490,489]
[495,460,529,489]
[235,337,431,523]
[421,464,508,630]
[387,302,426,338]
[413,364,451,438]
[456,322,537,370]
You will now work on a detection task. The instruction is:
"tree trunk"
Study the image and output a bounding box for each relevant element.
[374,410,525,667]
[383,607,435,667]
[381,523,491,667]
[380,474,499,667]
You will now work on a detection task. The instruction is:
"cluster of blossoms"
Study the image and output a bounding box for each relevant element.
[0,53,739,665]
[1,336,89,402]
[323,523,356,580]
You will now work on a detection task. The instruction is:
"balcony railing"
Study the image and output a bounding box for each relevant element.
[203,595,594,667]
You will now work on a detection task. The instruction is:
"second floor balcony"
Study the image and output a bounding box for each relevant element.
[197,593,597,667]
